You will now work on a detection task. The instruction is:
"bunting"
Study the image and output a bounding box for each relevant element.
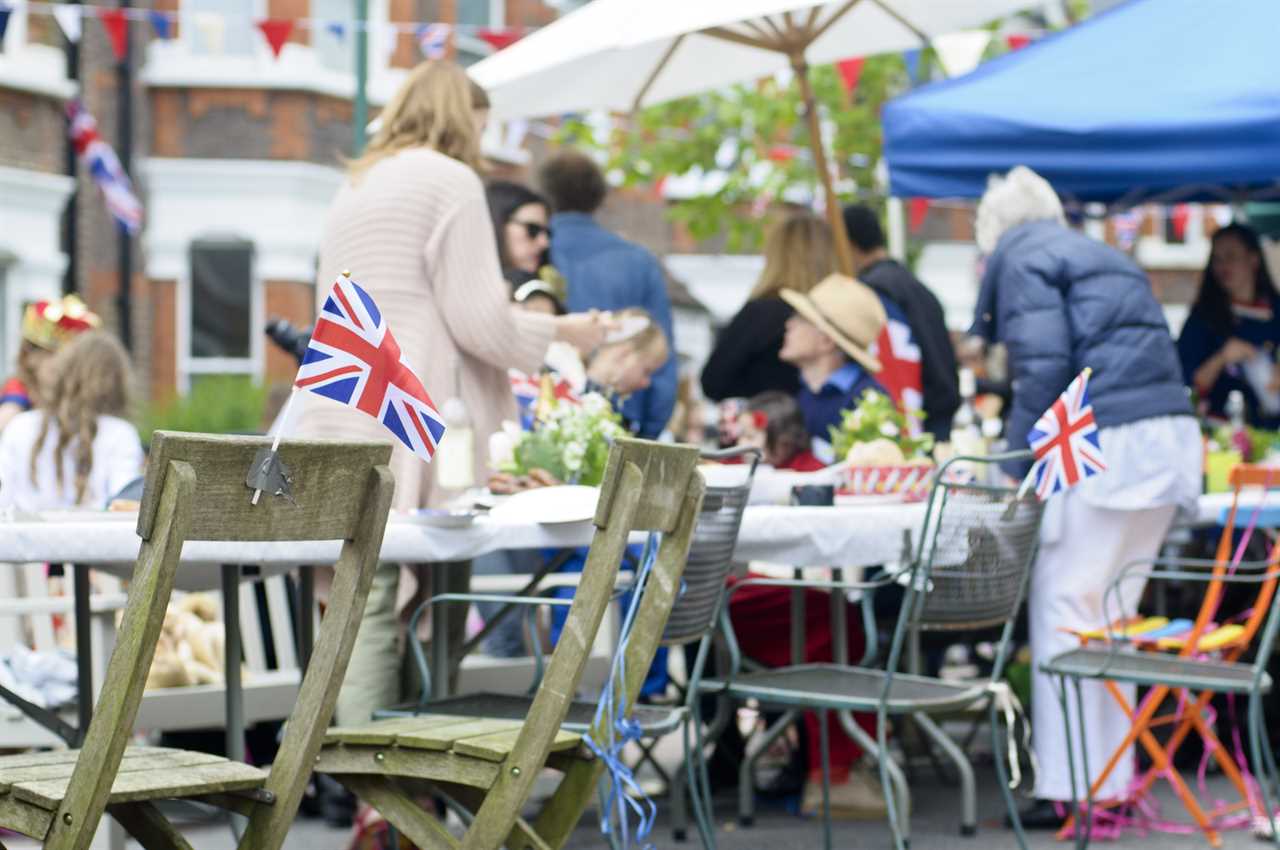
[835,57,864,98]
[99,7,128,61]
[477,26,520,51]
[933,30,990,78]
[52,3,81,43]
[1170,204,1192,241]
[147,8,169,38]
[256,17,293,57]
[908,197,930,233]
[1111,209,1143,252]
[416,21,450,58]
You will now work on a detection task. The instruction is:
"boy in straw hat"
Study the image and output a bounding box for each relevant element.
[779,273,889,463]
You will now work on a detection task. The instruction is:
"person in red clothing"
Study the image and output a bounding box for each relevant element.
[726,390,886,818]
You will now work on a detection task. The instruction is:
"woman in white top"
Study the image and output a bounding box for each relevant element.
[0,331,143,511]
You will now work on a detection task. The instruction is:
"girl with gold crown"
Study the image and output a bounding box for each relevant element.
[0,295,101,433]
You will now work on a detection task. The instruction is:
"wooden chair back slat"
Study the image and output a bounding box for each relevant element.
[45,459,196,850]
[139,432,394,542]
[593,439,700,533]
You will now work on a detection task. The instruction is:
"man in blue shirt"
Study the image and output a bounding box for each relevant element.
[779,274,889,461]
[539,150,676,438]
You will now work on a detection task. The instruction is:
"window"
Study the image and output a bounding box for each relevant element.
[311,0,354,72]
[452,0,502,67]
[186,0,258,56]
[184,239,260,390]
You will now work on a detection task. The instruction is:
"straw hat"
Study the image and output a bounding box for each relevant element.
[780,273,885,373]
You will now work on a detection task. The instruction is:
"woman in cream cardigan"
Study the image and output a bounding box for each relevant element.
[295,60,608,729]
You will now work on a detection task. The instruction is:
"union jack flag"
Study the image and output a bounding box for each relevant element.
[417,22,451,58]
[296,274,445,462]
[1027,368,1106,500]
[67,100,142,235]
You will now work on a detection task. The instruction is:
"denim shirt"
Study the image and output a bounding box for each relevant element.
[549,212,676,438]
[797,362,886,462]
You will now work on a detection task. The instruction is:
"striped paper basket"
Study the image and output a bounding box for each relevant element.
[838,464,936,502]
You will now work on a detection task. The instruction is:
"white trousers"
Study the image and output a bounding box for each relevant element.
[1030,492,1177,802]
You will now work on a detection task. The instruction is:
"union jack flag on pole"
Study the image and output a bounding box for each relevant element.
[296,273,445,462]
[1026,368,1107,501]
[67,100,142,235]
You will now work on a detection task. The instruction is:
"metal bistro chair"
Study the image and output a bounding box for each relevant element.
[696,453,1044,850]
[377,445,760,849]
[1041,464,1280,850]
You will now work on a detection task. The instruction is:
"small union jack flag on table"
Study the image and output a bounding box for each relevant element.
[296,273,445,462]
[1026,368,1106,501]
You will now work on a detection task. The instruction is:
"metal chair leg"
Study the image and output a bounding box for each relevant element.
[819,709,833,850]
[694,702,721,849]
[739,709,797,827]
[1250,693,1280,846]
[913,711,977,835]
[1055,675,1086,850]
[840,710,911,847]
[1073,677,1095,850]
[991,698,1030,850]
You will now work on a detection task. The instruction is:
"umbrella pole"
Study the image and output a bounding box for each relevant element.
[791,54,856,276]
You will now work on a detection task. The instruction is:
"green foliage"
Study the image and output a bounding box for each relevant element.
[829,389,933,463]
[139,375,269,446]
[557,54,912,250]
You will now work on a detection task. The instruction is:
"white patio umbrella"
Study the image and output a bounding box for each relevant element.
[470,0,1036,274]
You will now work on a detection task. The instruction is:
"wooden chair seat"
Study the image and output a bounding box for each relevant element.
[0,747,266,811]
[319,715,585,788]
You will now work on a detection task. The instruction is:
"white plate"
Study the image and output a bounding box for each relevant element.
[406,509,480,528]
[488,485,600,525]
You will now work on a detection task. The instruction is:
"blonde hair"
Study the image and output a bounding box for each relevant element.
[749,212,836,301]
[30,331,132,505]
[975,165,1066,254]
[349,61,482,179]
[604,307,669,363]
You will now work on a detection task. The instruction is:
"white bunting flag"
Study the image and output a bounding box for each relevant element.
[193,11,225,54]
[52,3,81,43]
[934,30,991,78]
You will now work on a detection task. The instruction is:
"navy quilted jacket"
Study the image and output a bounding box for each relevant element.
[971,220,1192,475]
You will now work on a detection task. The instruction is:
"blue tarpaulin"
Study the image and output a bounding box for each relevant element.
[882,0,1280,204]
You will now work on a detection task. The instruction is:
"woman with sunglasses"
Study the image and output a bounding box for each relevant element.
[486,181,555,280]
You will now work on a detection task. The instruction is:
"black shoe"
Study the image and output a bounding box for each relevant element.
[1005,798,1065,830]
[317,774,356,829]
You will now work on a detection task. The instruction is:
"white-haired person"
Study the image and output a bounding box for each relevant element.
[971,166,1201,828]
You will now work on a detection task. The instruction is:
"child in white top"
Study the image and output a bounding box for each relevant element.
[0,331,143,511]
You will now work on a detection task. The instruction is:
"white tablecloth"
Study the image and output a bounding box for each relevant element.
[0,502,926,590]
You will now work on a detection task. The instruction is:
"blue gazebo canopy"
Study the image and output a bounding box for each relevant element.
[882,0,1280,205]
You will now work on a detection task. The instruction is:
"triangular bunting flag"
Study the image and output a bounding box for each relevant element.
[194,12,224,52]
[52,4,82,44]
[148,10,171,39]
[1006,33,1032,51]
[256,18,292,58]
[416,22,450,59]
[836,57,865,98]
[933,30,990,78]
[1170,204,1192,241]
[908,197,930,233]
[477,27,519,51]
[325,20,345,40]
[0,6,11,44]
[902,48,922,85]
[99,7,128,62]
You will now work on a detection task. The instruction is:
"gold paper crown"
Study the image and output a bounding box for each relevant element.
[22,295,101,350]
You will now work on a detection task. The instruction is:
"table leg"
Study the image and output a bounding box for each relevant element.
[431,585,450,701]
[221,564,247,838]
[790,568,805,666]
[74,563,93,745]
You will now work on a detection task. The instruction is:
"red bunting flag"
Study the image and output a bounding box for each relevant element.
[836,57,865,98]
[1171,204,1192,241]
[908,197,930,233]
[256,18,293,58]
[98,8,128,61]
[477,27,521,51]
[1006,34,1032,51]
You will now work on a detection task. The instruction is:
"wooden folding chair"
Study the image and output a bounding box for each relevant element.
[1044,464,1280,848]
[314,437,705,849]
[0,432,394,850]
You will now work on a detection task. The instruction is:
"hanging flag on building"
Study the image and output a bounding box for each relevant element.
[52,3,81,43]
[98,7,129,61]
[417,22,451,59]
[66,100,143,235]
[148,9,171,39]
[257,18,293,58]
[835,56,865,98]
[1026,368,1106,501]
[296,274,445,462]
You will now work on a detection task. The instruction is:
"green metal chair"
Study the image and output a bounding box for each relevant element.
[377,445,761,848]
[696,453,1043,850]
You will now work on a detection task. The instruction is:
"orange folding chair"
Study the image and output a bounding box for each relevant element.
[1043,464,1280,848]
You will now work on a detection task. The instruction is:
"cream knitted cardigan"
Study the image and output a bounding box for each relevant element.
[295,146,555,511]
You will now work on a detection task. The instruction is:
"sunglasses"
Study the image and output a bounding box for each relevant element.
[511,220,552,240]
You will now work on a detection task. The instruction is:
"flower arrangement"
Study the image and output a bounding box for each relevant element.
[829,389,934,464]
[489,392,626,486]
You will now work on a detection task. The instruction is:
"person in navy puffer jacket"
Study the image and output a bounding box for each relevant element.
[971,167,1202,830]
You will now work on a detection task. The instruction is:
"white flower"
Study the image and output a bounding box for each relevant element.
[879,421,899,438]
[563,439,587,473]
[489,427,517,469]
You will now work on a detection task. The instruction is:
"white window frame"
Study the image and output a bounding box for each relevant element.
[0,2,77,98]
[1136,203,1212,271]
[177,237,264,394]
